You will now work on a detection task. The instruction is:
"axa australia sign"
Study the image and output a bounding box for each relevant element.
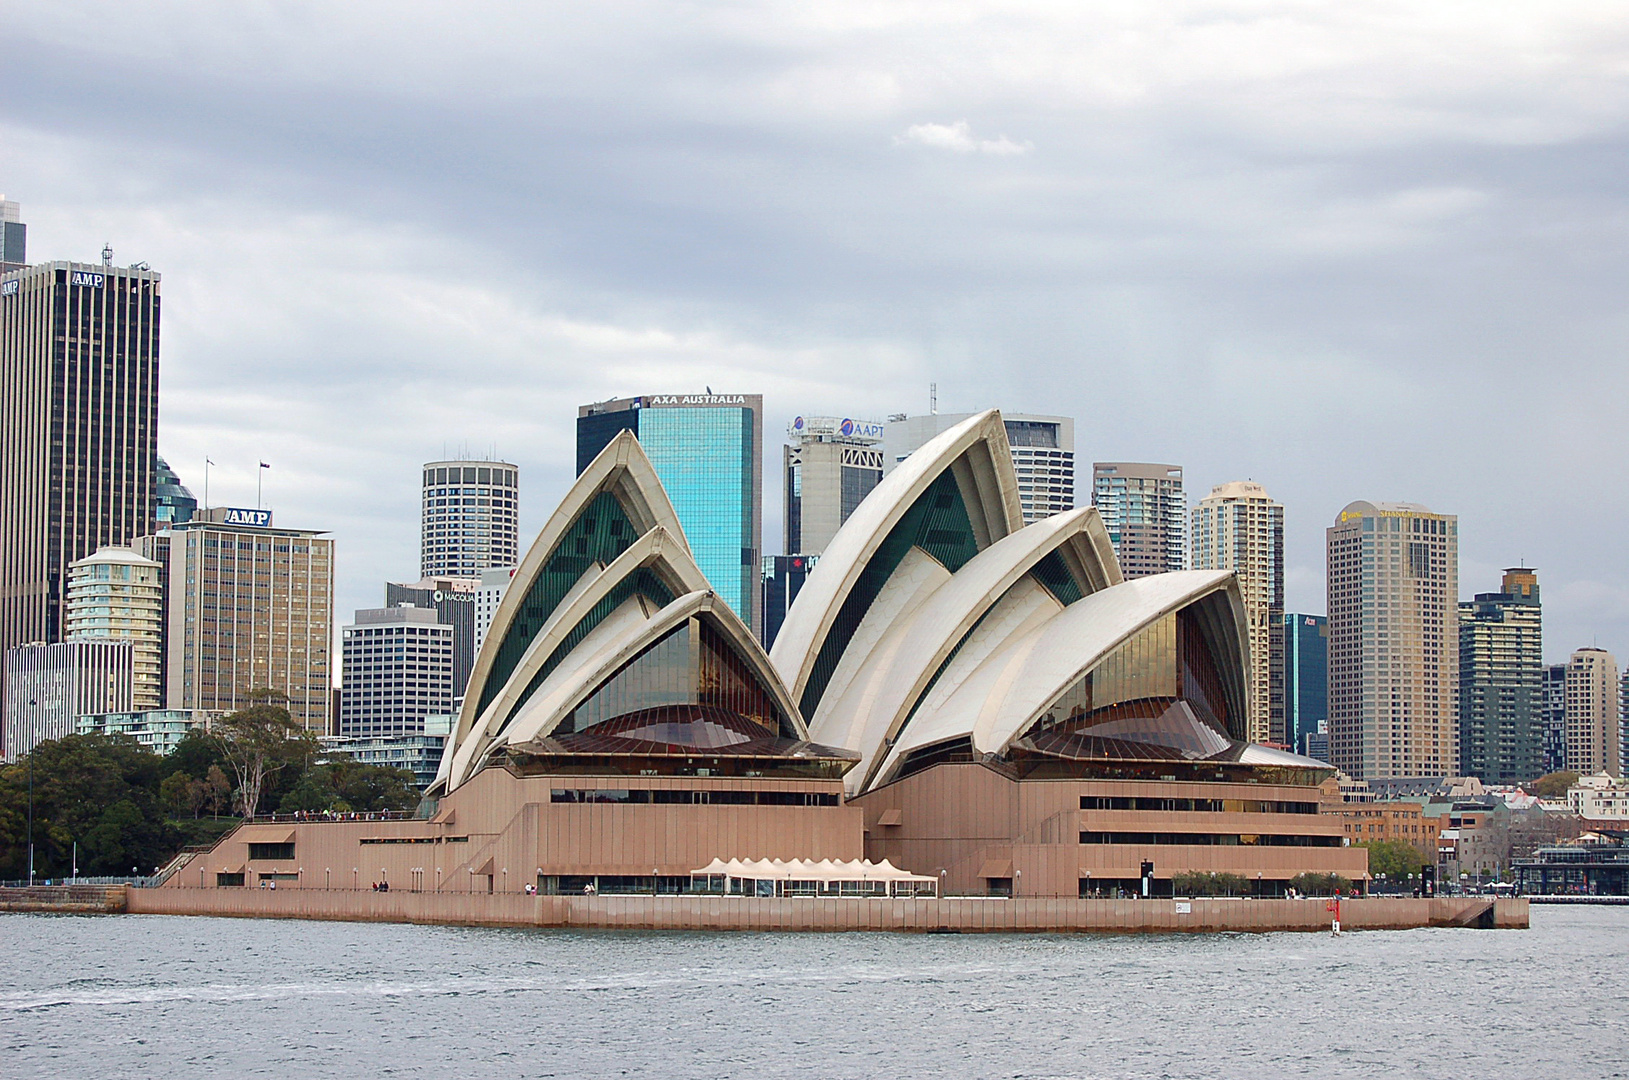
[220,507,273,528]
[643,394,751,408]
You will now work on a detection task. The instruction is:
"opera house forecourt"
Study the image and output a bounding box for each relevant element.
[130,412,1527,930]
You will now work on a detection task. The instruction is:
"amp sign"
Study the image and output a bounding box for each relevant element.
[220,507,273,528]
[70,271,105,288]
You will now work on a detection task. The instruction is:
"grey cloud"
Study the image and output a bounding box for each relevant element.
[3,2,1627,659]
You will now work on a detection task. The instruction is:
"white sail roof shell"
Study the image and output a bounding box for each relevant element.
[770,410,1023,712]
[808,506,1121,793]
[874,570,1244,786]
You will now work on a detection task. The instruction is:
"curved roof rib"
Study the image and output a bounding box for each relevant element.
[871,570,1244,792]
[809,506,1122,793]
[438,431,685,790]
[770,409,1024,721]
[501,589,807,753]
[441,526,711,791]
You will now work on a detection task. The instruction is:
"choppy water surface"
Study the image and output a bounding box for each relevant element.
[2,905,1624,1079]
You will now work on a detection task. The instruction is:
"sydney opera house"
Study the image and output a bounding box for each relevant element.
[170,412,1364,900]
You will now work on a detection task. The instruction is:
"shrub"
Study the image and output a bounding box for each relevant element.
[1172,871,1252,896]
[1289,872,1354,896]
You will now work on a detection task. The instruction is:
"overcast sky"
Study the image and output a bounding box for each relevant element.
[4,2,1627,665]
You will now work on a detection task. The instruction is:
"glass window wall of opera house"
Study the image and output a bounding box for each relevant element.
[161,413,1365,899]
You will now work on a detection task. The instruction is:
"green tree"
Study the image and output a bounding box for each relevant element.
[159,770,204,819]
[202,765,233,817]
[169,728,231,783]
[212,690,320,817]
[278,757,419,815]
[1358,839,1426,878]
[1531,771,1579,800]
[0,734,177,878]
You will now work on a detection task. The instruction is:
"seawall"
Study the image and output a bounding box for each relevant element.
[0,885,129,914]
[123,888,1528,932]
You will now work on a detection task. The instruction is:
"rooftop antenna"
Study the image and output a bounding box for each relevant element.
[101,243,113,269]
[930,382,938,415]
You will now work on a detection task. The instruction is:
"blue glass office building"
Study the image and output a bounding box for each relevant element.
[577,394,763,636]
[1282,613,1328,758]
[154,456,197,526]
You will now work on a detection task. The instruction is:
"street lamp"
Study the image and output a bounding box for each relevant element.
[26,701,35,887]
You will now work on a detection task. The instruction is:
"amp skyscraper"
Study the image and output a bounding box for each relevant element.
[1,248,160,654]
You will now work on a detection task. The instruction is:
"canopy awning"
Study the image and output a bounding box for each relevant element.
[690,857,935,884]
[236,827,296,844]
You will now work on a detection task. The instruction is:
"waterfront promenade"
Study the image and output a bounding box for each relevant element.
[93,886,1527,932]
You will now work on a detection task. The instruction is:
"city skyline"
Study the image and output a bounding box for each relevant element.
[2,2,1626,676]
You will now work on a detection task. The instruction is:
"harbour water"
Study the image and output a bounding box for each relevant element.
[2,905,1624,1079]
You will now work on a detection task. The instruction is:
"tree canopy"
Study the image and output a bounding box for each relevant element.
[0,703,421,880]
[1530,771,1580,800]
[0,735,176,879]
[1358,838,1427,878]
[212,689,320,817]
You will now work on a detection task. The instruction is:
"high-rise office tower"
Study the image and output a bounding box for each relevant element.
[1326,501,1459,780]
[762,553,818,651]
[385,576,478,701]
[3,640,132,760]
[139,508,334,732]
[421,460,519,578]
[885,413,1075,525]
[154,456,197,526]
[1,258,160,654]
[1564,647,1621,777]
[1457,567,1544,784]
[339,604,454,738]
[1191,482,1284,744]
[473,565,515,658]
[1283,613,1329,758]
[0,196,26,273]
[1621,670,1629,776]
[577,394,764,634]
[64,547,165,710]
[1543,663,1567,773]
[1091,462,1185,577]
[784,415,885,556]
